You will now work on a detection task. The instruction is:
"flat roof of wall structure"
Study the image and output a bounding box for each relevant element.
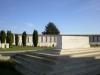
[13,34,59,36]
[60,34,100,36]
[13,34,100,36]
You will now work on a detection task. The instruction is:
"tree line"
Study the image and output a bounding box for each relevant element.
[0,30,38,47]
[0,22,60,48]
[0,30,14,48]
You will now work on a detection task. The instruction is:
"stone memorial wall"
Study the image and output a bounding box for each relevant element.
[56,35,90,49]
[0,43,9,48]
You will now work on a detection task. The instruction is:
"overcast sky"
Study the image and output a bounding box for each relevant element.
[0,0,100,34]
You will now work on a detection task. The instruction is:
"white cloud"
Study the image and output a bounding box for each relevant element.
[74,0,100,13]
[25,22,34,27]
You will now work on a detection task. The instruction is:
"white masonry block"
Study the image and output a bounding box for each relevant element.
[0,43,1,48]
[6,43,9,48]
[1,43,5,49]
[56,35,90,49]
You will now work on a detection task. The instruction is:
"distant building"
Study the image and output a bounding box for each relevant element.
[89,35,100,46]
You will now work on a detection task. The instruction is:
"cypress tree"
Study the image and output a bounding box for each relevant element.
[22,31,27,46]
[33,30,38,47]
[10,32,14,47]
[0,31,1,43]
[15,34,19,46]
[0,30,6,43]
[6,31,13,47]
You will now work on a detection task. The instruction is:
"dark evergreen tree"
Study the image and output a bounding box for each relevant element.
[33,30,38,47]
[42,22,60,35]
[6,31,14,47]
[11,33,14,46]
[0,31,1,43]
[15,34,19,46]
[0,30,6,43]
[22,31,27,46]
[6,31,10,43]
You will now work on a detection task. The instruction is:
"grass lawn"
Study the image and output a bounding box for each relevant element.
[0,46,55,52]
[91,45,100,47]
[0,68,22,75]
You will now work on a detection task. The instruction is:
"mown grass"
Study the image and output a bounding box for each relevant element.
[0,46,55,52]
[0,59,22,75]
[91,45,100,47]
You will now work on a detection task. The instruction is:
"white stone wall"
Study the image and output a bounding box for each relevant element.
[12,34,100,47]
[38,35,57,47]
[56,36,90,49]
[1,43,5,48]
[6,43,9,48]
[56,35,62,49]
[13,35,15,45]
[26,36,33,46]
[12,34,57,47]
[19,35,22,46]
[0,43,9,48]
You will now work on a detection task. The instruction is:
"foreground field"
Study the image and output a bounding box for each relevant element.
[0,46,55,52]
[0,59,22,75]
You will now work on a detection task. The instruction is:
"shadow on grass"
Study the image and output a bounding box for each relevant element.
[0,60,23,75]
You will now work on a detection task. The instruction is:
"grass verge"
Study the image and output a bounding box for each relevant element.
[0,46,55,52]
